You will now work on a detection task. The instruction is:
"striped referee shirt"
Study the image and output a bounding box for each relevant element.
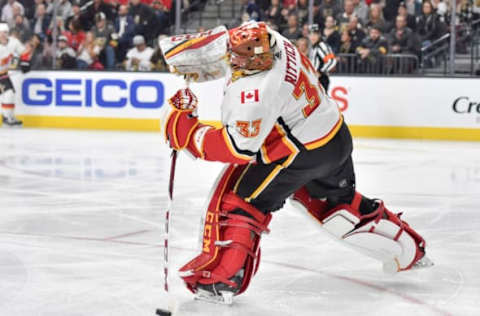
[309,41,337,74]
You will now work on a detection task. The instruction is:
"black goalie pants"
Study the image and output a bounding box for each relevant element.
[234,121,356,214]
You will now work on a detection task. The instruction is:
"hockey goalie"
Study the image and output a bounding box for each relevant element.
[160,22,432,304]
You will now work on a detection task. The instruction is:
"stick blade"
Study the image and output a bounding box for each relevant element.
[155,308,172,316]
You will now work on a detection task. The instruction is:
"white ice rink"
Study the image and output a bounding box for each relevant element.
[1,128,479,316]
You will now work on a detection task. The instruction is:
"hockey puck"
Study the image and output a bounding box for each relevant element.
[155,308,172,316]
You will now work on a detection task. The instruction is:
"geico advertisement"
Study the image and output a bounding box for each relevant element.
[331,76,480,128]
[12,71,225,119]
[12,71,175,118]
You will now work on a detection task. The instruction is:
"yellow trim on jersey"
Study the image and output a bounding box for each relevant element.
[246,124,299,202]
[233,164,251,194]
[304,115,344,150]
[221,128,254,161]
[259,142,271,164]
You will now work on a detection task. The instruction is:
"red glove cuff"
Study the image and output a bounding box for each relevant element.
[165,108,199,150]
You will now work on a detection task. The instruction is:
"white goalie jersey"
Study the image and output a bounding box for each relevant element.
[0,36,25,74]
[222,30,342,163]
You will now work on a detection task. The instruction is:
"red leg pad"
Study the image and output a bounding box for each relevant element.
[179,165,271,295]
[292,186,329,221]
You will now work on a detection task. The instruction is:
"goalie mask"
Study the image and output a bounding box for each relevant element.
[228,22,273,72]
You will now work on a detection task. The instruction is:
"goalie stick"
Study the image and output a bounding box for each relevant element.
[156,150,177,316]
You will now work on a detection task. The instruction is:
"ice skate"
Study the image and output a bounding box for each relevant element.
[2,115,22,127]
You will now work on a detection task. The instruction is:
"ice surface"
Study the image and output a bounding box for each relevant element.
[1,128,479,316]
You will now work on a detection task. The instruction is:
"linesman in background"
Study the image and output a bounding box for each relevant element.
[308,24,337,92]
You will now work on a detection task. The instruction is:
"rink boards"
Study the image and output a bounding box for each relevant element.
[6,70,480,141]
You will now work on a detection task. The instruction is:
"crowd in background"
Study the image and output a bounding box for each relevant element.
[239,0,480,73]
[1,0,480,72]
[0,0,206,71]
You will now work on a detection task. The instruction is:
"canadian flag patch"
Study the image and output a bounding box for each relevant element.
[240,89,259,104]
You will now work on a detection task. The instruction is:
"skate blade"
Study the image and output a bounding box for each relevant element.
[383,255,434,274]
[412,256,434,270]
[194,289,234,305]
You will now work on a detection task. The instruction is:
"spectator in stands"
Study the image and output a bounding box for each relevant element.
[5,3,22,29]
[32,4,51,39]
[338,29,357,73]
[347,15,366,49]
[91,12,116,69]
[388,15,419,55]
[29,33,48,70]
[366,3,391,33]
[67,1,88,32]
[317,0,341,29]
[283,0,297,10]
[295,0,310,25]
[457,0,474,24]
[130,0,160,45]
[416,0,445,47]
[47,15,69,41]
[383,0,402,22]
[56,35,77,69]
[296,37,309,55]
[65,19,85,52]
[24,0,36,20]
[337,0,356,31]
[352,0,369,24]
[282,13,302,40]
[356,25,388,73]
[82,0,115,30]
[239,0,262,22]
[11,14,31,42]
[398,1,416,31]
[124,34,154,71]
[1,0,25,25]
[323,15,341,53]
[77,31,102,69]
[340,28,357,53]
[266,0,285,29]
[151,0,171,34]
[301,23,310,38]
[388,14,420,73]
[113,4,136,63]
[56,0,73,22]
[434,0,450,23]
